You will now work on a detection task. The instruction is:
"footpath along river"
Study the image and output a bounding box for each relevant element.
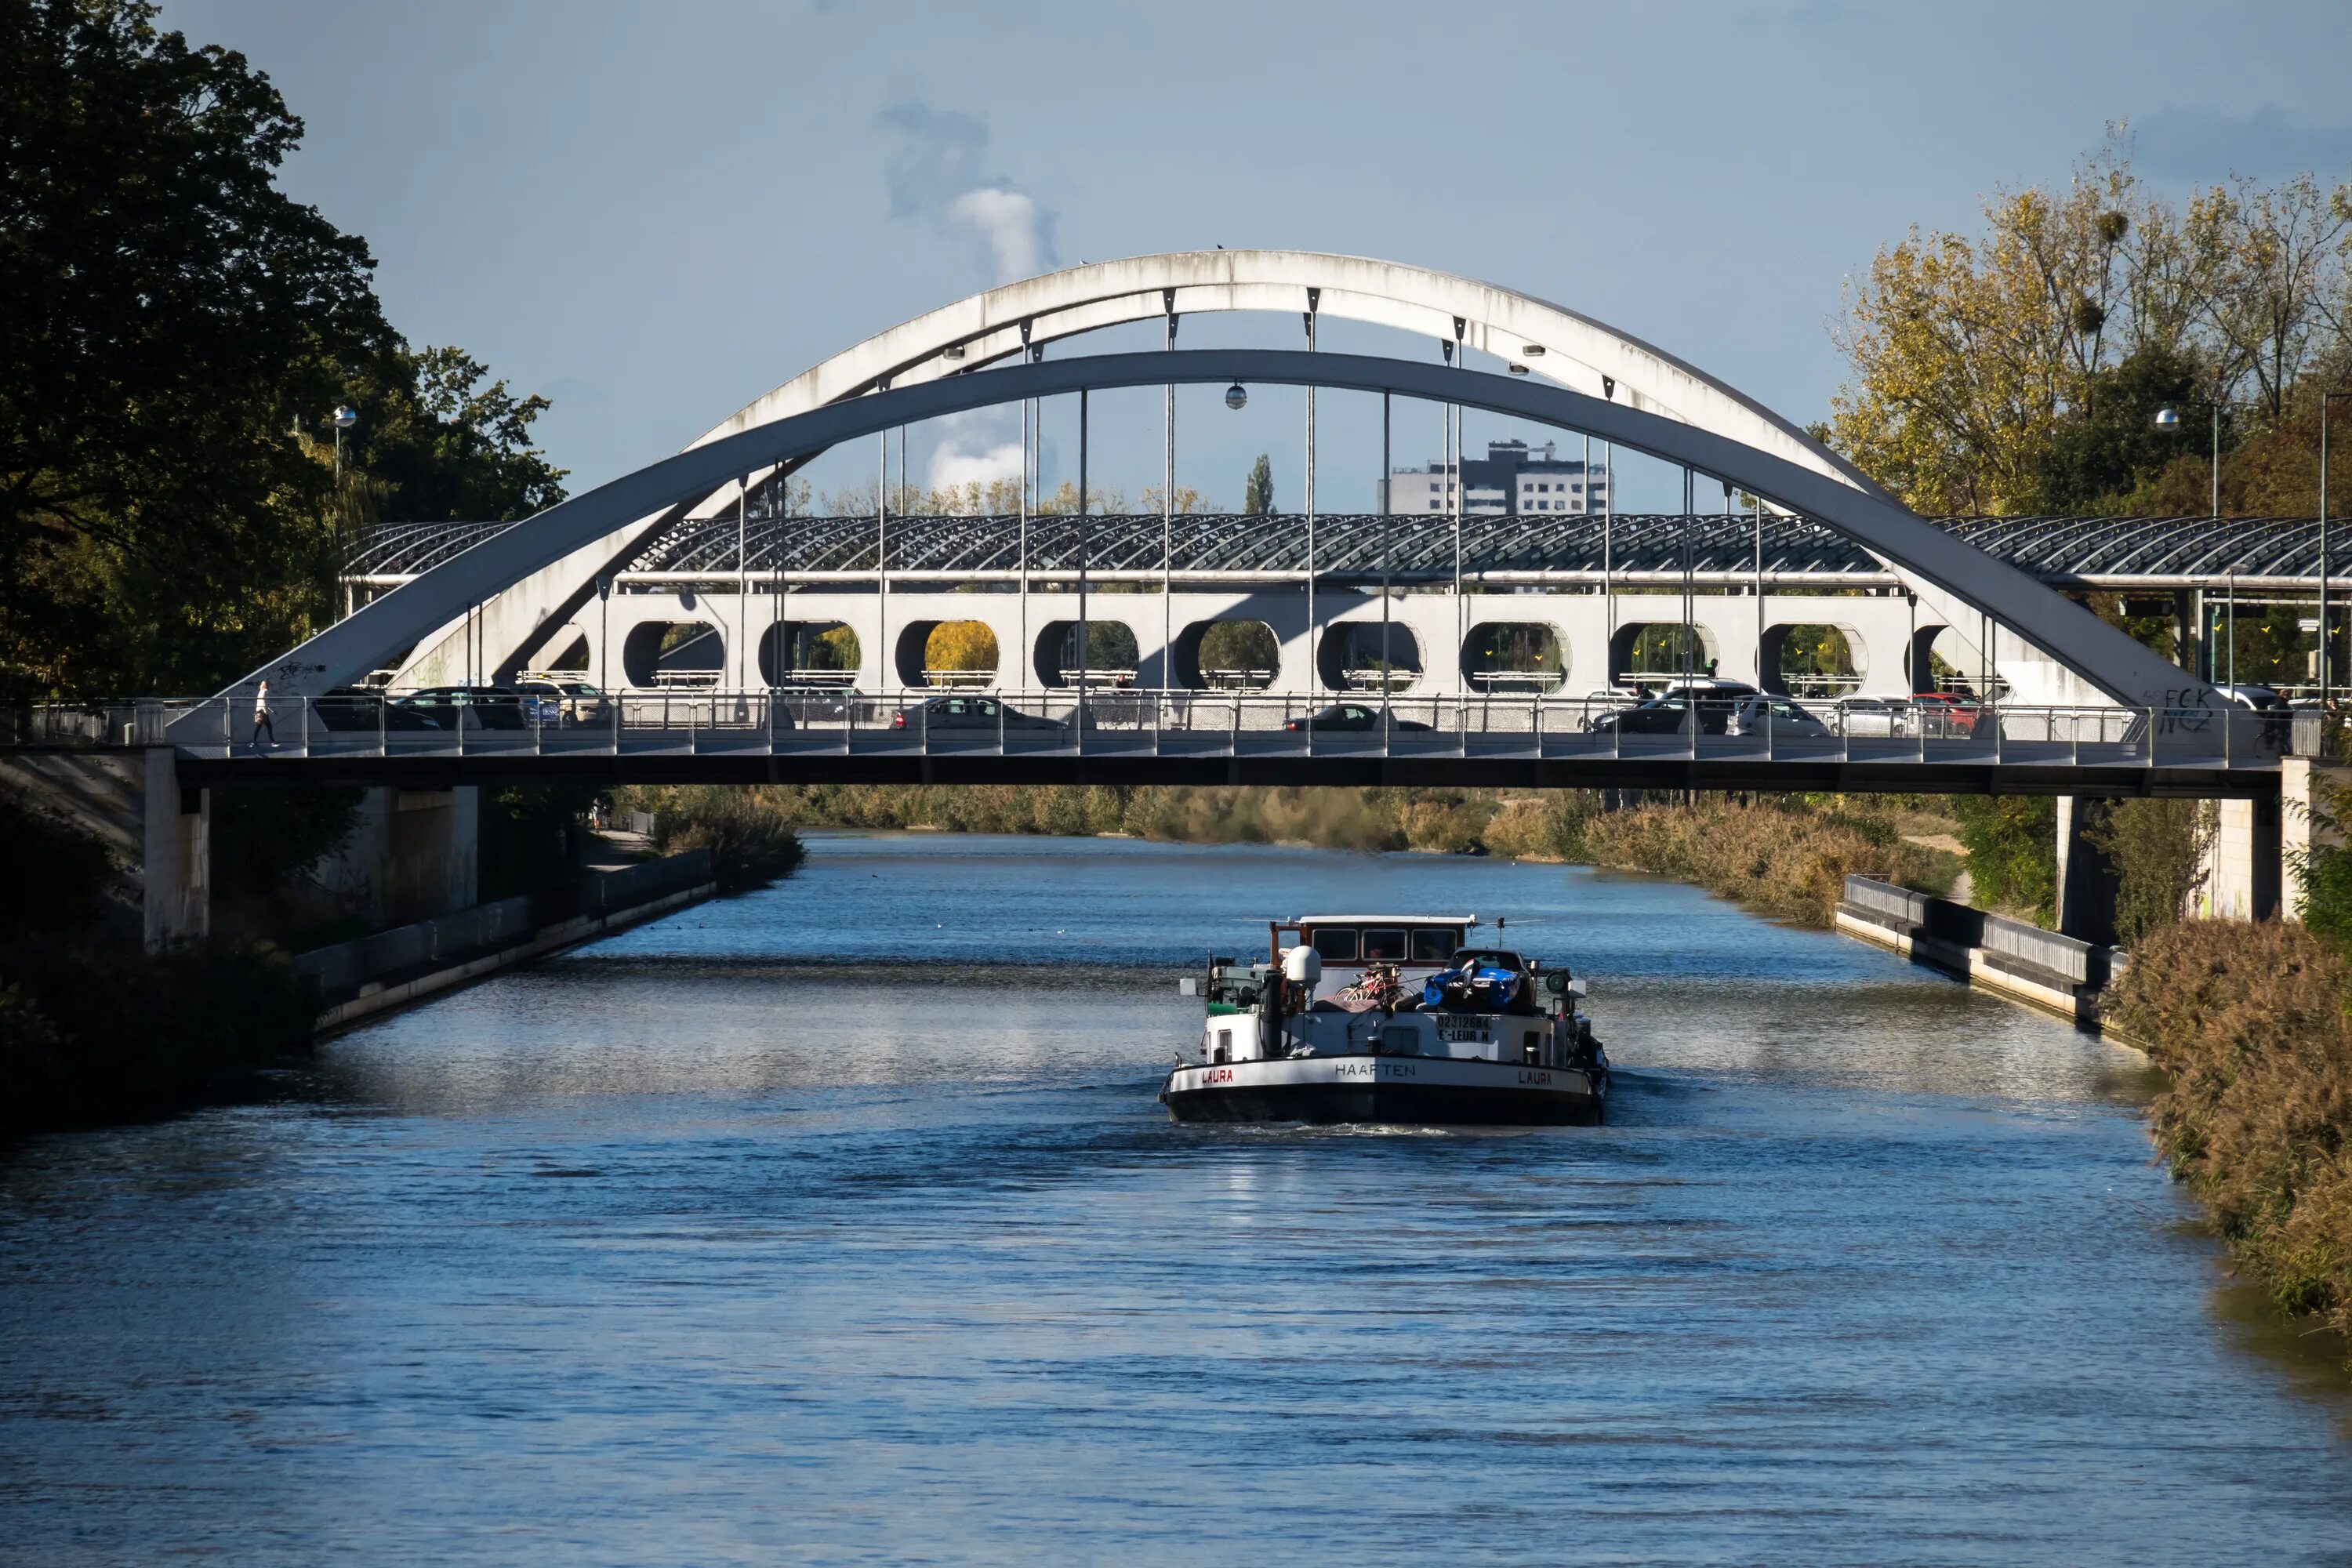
[3,831,2350,1565]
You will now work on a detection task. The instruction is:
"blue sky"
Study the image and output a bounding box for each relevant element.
[166,0,2352,513]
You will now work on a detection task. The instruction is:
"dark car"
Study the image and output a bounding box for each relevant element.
[1281,703,1436,732]
[396,685,529,731]
[891,695,1067,732]
[311,685,444,731]
[1586,694,1731,735]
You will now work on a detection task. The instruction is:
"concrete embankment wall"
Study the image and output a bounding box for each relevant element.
[1834,874,2123,1027]
[297,849,716,1033]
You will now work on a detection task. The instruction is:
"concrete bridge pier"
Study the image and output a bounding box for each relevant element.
[2053,797,2121,946]
[139,748,209,951]
[2197,793,2285,921]
[312,786,480,926]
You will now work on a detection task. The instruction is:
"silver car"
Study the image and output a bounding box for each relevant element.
[1832,696,1910,737]
[1726,694,1831,738]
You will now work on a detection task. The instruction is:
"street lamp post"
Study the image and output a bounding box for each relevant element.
[331,404,358,480]
[2153,398,2222,521]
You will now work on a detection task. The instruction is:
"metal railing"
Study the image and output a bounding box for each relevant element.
[84,689,2291,771]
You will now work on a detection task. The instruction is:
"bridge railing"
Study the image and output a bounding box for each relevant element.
[130,689,2288,771]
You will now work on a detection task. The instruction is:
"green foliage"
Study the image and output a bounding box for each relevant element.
[1243,453,1274,516]
[630,786,808,893]
[2289,779,2352,946]
[0,790,315,1133]
[1828,136,2352,517]
[479,782,599,901]
[1,0,391,699]
[209,784,364,905]
[1951,795,2057,921]
[1197,619,1277,674]
[0,931,315,1131]
[332,344,568,528]
[2029,346,2203,510]
[0,791,116,939]
[0,4,563,701]
[2085,797,2213,946]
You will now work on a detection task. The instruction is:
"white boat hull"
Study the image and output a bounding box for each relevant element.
[1161,1052,1605,1126]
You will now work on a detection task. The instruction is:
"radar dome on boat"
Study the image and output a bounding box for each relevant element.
[1283,946,1322,985]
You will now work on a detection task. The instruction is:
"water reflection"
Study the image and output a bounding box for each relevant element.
[1,831,2347,1565]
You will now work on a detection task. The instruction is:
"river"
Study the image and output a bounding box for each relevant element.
[3,832,2350,1565]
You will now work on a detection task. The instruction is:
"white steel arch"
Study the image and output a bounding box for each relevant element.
[386,251,1899,695]
[223,350,2210,713]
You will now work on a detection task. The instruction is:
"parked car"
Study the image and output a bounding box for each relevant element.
[1283,704,1436,733]
[1910,691,1980,737]
[310,685,444,731]
[2209,681,2292,748]
[396,685,529,731]
[2212,682,2288,711]
[1587,694,1722,735]
[891,695,1067,732]
[1579,686,1644,714]
[1832,695,1910,737]
[1725,694,1831,738]
[515,673,612,723]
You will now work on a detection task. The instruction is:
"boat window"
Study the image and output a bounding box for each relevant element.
[1409,927,1457,963]
[1311,927,1359,963]
[1362,927,1406,961]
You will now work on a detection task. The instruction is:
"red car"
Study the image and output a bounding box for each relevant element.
[1910,691,1980,737]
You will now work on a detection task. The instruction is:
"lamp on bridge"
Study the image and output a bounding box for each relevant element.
[1225,382,1248,411]
[330,403,358,481]
[2153,400,2222,520]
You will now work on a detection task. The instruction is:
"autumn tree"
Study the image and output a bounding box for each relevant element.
[1827,132,2352,517]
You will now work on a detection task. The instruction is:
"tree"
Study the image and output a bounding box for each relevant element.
[1243,454,1274,516]
[2,0,394,699]
[2029,346,2201,510]
[1826,132,2352,517]
[923,621,998,673]
[336,345,567,528]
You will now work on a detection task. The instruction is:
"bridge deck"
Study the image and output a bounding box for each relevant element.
[140,691,2283,797]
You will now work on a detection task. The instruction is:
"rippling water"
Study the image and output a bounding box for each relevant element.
[4,832,2350,1566]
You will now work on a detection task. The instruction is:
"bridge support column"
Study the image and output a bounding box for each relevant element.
[2053,797,2120,946]
[363,786,480,924]
[2277,758,2350,923]
[2197,793,2283,922]
[141,747,209,953]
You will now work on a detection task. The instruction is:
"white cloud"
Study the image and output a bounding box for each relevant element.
[928,439,1024,492]
[877,101,1058,285]
[948,188,1051,284]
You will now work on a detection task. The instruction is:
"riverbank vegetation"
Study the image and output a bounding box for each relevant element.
[2104,920,2352,1356]
[0,793,315,1134]
[613,782,1954,928]
[617,786,808,893]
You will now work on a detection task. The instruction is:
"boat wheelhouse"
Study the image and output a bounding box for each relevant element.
[1161,913,1607,1126]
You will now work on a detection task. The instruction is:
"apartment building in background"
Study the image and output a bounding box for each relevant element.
[1378,439,1611,516]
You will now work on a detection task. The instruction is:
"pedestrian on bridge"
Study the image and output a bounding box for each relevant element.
[249,681,276,750]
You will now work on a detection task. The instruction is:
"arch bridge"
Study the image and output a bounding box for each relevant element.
[176,250,2277,797]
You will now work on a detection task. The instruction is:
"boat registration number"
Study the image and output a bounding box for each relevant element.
[1436,1015,1490,1044]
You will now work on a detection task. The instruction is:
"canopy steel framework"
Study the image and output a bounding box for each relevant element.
[342,512,2352,590]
